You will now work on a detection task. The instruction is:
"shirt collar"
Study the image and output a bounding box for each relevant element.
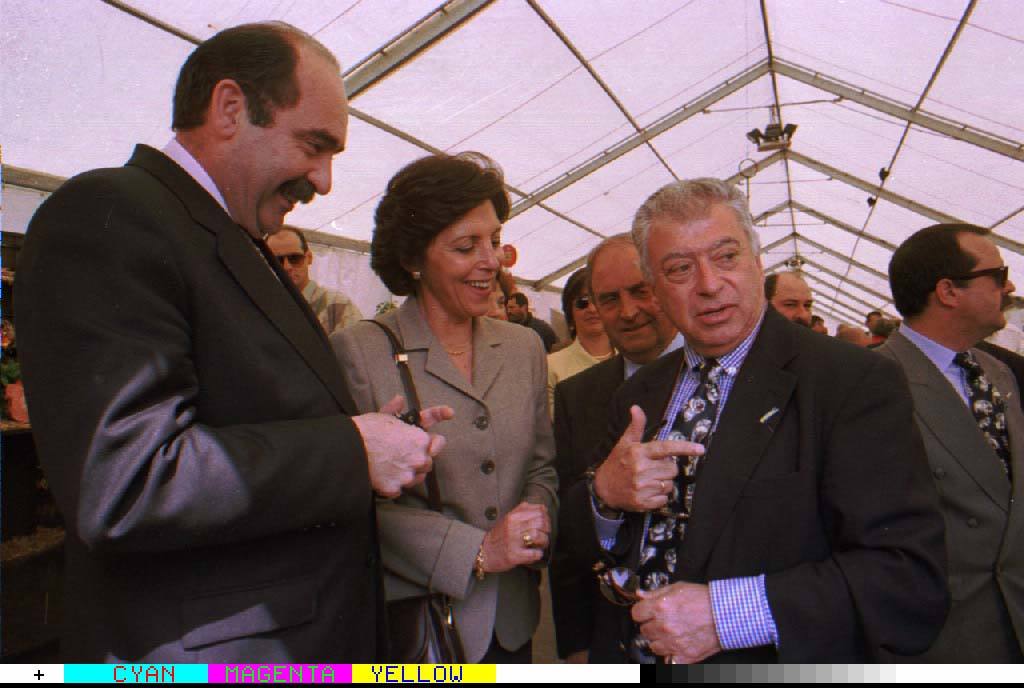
[162,138,231,217]
[624,331,686,380]
[900,323,959,373]
[681,306,767,378]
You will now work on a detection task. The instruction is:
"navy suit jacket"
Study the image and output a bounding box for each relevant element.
[16,145,385,662]
[550,354,626,659]
[562,308,949,662]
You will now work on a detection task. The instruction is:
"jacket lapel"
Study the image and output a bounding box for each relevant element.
[587,356,626,430]
[395,298,499,404]
[127,145,358,415]
[886,332,1010,511]
[677,309,798,578]
[472,317,506,400]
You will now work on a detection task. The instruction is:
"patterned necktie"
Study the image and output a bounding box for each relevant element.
[954,351,1012,479]
[635,358,722,588]
[631,358,722,661]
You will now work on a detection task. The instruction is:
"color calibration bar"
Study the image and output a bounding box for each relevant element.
[3,664,641,684]
[11,664,1013,683]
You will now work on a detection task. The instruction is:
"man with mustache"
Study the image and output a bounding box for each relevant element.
[15,22,446,662]
[880,224,1024,661]
[583,178,947,663]
[267,226,363,335]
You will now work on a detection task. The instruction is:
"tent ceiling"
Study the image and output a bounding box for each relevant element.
[2,0,1022,320]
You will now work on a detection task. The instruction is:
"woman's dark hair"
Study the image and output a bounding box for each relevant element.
[371,152,510,296]
[561,268,589,339]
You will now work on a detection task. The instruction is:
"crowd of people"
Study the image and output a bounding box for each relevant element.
[12,21,1024,665]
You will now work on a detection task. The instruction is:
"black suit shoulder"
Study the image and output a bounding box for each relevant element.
[556,353,623,402]
[977,341,1024,410]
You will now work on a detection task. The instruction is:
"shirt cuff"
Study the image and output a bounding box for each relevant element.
[709,575,779,650]
[591,494,624,550]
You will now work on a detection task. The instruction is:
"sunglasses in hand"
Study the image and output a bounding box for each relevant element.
[594,560,641,606]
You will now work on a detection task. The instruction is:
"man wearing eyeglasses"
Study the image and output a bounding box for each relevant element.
[267,226,362,335]
[879,224,1023,662]
[583,178,947,663]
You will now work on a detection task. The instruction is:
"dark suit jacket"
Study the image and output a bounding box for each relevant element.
[561,308,949,663]
[880,332,1024,661]
[15,145,385,662]
[549,354,626,659]
[522,314,558,353]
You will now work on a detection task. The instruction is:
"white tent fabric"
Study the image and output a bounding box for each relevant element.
[2,0,1022,332]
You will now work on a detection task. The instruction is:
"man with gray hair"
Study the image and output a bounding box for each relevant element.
[585,178,948,663]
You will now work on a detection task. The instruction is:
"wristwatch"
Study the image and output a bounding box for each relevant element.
[585,466,623,520]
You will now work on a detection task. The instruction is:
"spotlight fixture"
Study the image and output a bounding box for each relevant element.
[866,197,877,207]
[878,168,889,181]
[785,255,806,269]
[746,107,798,152]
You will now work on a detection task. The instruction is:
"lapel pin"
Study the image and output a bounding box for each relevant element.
[759,407,780,425]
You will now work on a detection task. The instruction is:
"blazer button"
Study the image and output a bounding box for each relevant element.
[474,415,490,430]
[967,517,979,528]
[933,467,946,479]
[481,460,496,475]
[485,506,498,521]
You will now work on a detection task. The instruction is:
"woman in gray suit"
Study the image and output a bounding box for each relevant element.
[332,153,558,663]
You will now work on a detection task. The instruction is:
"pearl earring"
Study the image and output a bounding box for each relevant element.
[412,271,421,280]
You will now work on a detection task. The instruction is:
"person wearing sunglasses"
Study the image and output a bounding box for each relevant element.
[545,268,614,418]
[579,178,947,664]
[879,224,1023,662]
[266,226,363,335]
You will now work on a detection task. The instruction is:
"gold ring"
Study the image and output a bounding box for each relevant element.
[522,532,533,547]
[659,480,667,492]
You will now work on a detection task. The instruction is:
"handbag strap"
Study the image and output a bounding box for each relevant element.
[365,319,442,514]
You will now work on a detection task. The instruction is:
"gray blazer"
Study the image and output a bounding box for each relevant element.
[880,331,1024,661]
[332,297,558,662]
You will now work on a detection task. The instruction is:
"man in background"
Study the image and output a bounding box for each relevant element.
[764,271,813,327]
[267,225,362,335]
[550,234,682,662]
[507,291,558,352]
[881,223,1023,662]
[835,323,871,347]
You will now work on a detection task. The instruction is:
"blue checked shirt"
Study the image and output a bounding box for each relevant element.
[595,308,779,652]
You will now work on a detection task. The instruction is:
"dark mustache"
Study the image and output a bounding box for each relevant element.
[280,178,316,204]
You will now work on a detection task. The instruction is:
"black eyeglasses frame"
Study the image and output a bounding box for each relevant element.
[947,265,1009,288]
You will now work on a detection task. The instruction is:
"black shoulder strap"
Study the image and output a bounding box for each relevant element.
[365,319,442,513]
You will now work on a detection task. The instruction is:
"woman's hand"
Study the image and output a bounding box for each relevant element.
[480,501,551,574]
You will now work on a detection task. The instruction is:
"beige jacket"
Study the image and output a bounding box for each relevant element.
[332,297,558,662]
